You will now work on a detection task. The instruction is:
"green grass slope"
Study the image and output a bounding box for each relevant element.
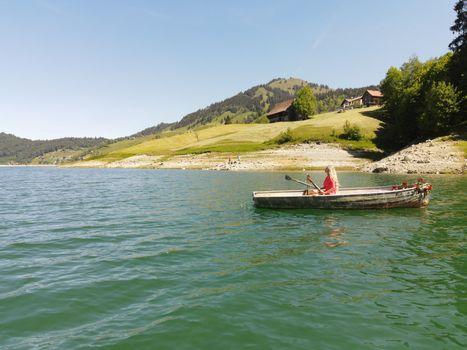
[83,107,382,164]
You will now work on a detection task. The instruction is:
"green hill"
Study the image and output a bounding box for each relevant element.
[133,78,379,135]
[1,78,380,165]
[0,133,109,164]
[81,106,382,165]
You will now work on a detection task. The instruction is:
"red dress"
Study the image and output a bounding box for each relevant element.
[322,176,337,195]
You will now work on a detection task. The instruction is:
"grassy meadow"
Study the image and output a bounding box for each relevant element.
[84,106,383,163]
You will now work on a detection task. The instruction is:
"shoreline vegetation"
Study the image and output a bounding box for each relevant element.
[2,105,465,174]
[6,137,462,174]
[64,137,464,174]
[61,103,464,174]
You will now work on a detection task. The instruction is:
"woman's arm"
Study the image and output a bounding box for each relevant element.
[307,175,324,193]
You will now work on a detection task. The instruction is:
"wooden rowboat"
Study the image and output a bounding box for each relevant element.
[252,184,432,209]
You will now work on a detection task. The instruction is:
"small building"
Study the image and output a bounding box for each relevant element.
[340,96,362,109]
[267,99,301,123]
[362,90,383,106]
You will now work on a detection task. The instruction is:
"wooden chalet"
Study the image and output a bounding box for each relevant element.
[362,90,383,106]
[340,96,362,109]
[267,99,301,122]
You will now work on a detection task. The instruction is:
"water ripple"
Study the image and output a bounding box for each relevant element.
[0,168,465,349]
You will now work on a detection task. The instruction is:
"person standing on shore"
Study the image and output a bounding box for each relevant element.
[304,165,339,195]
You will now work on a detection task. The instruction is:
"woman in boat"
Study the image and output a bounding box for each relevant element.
[304,165,339,195]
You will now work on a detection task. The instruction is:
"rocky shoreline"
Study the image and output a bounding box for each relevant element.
[361,139,465,174]
[66,139,465,174]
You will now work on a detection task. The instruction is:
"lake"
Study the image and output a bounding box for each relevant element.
[0,167,465,350]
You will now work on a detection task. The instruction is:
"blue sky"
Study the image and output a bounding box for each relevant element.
[0,0,457,139]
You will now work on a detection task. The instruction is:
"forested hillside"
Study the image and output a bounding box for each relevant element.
[134,78,378,135]
[0,133,109,164]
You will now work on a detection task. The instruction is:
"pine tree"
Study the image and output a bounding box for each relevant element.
[449,0,467,52]
[448,0,467,120]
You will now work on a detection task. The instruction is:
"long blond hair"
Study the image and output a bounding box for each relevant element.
[326,165,340,191]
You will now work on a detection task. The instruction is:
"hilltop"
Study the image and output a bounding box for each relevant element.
[133,77,378,136]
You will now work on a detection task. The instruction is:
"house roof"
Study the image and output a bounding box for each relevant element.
[340,96,362,106]
[365,90,383,97]
[267,99,294,117]
[344,96,362,103]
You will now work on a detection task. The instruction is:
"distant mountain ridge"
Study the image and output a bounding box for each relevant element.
[0,132,109,164]
[132,78,378,137]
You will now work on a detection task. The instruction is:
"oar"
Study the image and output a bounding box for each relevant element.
[285,174,310,187]
[305,174,323,192]
[285,174,322,193]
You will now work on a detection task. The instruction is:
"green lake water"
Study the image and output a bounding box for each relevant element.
[0,167,465,349]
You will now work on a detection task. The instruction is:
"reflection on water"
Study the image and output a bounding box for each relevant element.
[322,216,347,248]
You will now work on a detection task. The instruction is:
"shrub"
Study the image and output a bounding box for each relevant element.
[254,114,270,124]
[341,120,364,141]
[275,128,295,144]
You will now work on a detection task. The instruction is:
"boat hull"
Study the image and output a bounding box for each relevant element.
[252,186,431,209]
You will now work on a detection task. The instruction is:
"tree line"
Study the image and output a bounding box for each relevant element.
[0,132,109,164]
[154,79,378,131]
[379,0,466,147]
